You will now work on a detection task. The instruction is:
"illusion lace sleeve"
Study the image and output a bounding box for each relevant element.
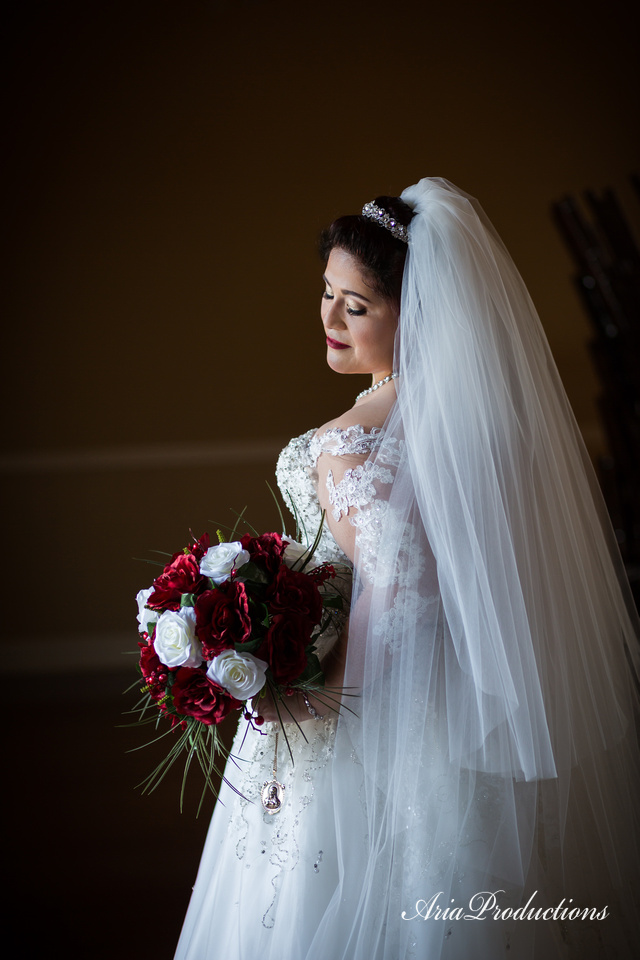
[314,424,438,664]
[311,425,403,580]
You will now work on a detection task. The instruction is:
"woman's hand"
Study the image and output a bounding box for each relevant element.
[251,624,348,725]
[251,687,325,724]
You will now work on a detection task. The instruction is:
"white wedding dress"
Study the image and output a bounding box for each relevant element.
[175,426,640,960]
[175,419,639,960]
[174,425,379,960]
[175,179,640,960]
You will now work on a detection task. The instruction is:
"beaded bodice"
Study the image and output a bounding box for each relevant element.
[275,428,344,565]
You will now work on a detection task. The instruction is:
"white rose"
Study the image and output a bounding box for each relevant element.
[282,535,309,569]
[154,608,203,669]
[200,541,251,583]
[207,649,268,700]
[136,587,159,635]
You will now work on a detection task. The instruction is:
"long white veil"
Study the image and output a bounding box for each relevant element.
[310,179,640,959]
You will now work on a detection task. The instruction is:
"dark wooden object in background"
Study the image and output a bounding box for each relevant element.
[552,180,640,609]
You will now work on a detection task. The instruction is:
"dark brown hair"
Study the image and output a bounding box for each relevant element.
[318,195,414,305]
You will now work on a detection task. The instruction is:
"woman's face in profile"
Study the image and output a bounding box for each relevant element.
[321,247,397,381]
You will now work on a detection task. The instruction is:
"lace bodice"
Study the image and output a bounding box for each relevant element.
[275,424,388,567]
[276,429,346,566]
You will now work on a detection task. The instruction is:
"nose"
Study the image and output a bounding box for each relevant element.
[322,299,346,330]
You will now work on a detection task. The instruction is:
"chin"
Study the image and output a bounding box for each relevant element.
[326,354,352,375]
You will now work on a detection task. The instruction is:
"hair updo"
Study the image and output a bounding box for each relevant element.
[318,195,414,306]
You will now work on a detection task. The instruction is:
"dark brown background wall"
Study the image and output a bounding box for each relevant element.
[2,0,638,956]
[3,0,640,659]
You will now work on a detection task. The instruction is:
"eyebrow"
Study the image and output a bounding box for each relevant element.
[323,275,372,303]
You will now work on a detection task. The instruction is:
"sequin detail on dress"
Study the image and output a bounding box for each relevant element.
[227,717,338,929]
[276,428,351,568]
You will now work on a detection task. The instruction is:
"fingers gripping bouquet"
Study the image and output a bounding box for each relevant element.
[130,525,345,809]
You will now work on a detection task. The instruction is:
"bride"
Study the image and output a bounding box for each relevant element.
[174,179,640,959]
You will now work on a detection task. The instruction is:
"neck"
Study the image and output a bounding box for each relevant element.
[355,372,398,404]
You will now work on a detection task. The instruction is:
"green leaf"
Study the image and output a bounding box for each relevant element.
[295,651,324,686]
[229,506,251,540]
[234,561,269,585]
[234,636,263,654]
[180,593,196,607]
[299,509,325,571]
[266,480,287,535]
[322,595,344,610]
[252,601,270,627]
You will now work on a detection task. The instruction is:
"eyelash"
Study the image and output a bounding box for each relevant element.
[322,291,366,316]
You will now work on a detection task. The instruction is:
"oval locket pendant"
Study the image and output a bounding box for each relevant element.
[261,777,285,814]
[261,728,285,814]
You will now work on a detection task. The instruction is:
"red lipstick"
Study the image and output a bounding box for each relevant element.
[326,336,350,350]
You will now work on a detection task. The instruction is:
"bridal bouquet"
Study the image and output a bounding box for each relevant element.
[129,526,344,809]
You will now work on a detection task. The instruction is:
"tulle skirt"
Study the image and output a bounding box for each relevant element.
[174,715,344,960]
[174,707,638,960]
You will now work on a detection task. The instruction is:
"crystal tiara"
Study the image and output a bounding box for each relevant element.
[362,201,409,243]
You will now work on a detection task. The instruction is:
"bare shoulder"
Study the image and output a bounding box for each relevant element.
[315,387,397,439]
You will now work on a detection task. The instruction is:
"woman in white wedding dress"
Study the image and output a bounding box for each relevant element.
[174,179,640,960]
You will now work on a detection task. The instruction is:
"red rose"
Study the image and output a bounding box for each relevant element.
[187,532,211,563]
[257,613,310,683]
[195,581,252,658]
[309,563,335,585]
[148,553,207,611]
[139,640,166,700]
[171,667,241,725]
[241,532,286,575]
[267,566,323,626]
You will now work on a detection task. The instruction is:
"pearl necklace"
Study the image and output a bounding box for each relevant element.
[355,373,398,403]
